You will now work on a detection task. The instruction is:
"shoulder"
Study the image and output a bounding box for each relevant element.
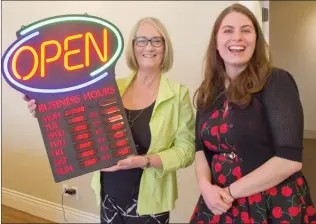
[164,76,190,98]
[263,67,299,93]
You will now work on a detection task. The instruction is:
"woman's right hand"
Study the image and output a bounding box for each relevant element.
[23,95,37,117]
[199,179,234,215]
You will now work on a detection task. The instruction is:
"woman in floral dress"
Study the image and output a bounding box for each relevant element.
[190,3,316,224]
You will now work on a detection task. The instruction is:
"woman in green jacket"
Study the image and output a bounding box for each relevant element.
[25,16,195,224]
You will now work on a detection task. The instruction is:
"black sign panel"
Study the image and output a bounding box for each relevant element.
[1,14,138,182]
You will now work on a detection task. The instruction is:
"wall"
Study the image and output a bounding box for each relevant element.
[1,1,236,223]
[270,1,316,137]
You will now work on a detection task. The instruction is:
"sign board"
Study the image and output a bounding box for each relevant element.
[1,14,138,183]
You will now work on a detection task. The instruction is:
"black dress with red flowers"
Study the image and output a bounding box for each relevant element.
[190,69,316,224]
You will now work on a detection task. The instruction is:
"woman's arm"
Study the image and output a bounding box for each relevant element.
[104,86,195,173]
[151,86,196,177]
[229,69,304,199]
[229,157,301,198]
[195,144,234,215]
[195,151,211,190]
[194,108,234,214]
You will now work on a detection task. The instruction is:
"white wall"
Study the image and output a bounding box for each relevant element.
[1,1,236,223]
[270,1,316,137]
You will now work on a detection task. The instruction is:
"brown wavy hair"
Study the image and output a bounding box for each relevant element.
[194,3,272,110]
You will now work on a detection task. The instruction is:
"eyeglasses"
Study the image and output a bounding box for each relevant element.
[133,36,164,47]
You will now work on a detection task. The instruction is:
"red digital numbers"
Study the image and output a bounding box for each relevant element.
[67,115,86,125]
[95,128,103,135]
[105,122,124,132]
[99,146,108,152]
[92,120,101,126]
[105,114,123,123]
[110,138,129,149]
[76,149,96,159]
[56,165,74,176]
[80,157,99,168]
[97,137,105,143]
[107,130,126,140]
[102,154,110,160]
[101,106,120,115]
[90,111,98,118]
[75,140,94,150]
[98,97,116,107]
[112,147,131,158]
[64,106,85,117]
[72,132,92,142]
[71,123,89,133]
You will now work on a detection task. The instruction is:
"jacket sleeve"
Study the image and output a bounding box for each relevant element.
[263,68,304,162]
[153,86,196,177]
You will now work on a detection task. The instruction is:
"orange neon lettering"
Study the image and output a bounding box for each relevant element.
[64,34,84,71]
[85,29,108,67]
[12,46,38,80]
[40,40,61,77]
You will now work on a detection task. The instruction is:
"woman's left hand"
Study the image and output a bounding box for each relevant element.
[101,155,146,172]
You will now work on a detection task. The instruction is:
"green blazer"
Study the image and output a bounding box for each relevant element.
[91,72,195,215]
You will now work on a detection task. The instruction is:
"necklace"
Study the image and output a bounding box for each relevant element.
[128,109,144,128]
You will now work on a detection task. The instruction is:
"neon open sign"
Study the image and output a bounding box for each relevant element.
[2,14,123,93]
[1,14,138,182]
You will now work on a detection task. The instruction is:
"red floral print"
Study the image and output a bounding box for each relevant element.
[218,155,225,161]
[204,140,217,150]
[219,123,228,133]
[211,126,218,136]
[288,206,300,217]
[201,121,208,130]
[304,215,309,223]
[281,186,293,197]
[265,187,277,196]
[214,163,222,172]
[237,197,246,205]
[297,177,304,186]
[211,110,219,119]
[241,212,250,222]
[272,207,283,218]
[211,215,220,223]
[218,174,226,184]
[307,206,316,216]
[190,98,316,224]
[232,206,239,217]
[225,216,232,223]
[249,193,262,205]
[232,166,242,179]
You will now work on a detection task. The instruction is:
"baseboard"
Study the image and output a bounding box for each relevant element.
[304,130,316,139]
[2,187,99,223]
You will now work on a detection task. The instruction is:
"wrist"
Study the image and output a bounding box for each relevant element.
[199,178,212,192]
[228,185,235,199]
[228,184,237,199]
[141,155,151,169]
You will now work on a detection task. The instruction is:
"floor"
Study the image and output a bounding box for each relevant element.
[2,139,316,223]
[1,205,53,223]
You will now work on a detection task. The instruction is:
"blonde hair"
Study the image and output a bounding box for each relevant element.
[125,17,173,73]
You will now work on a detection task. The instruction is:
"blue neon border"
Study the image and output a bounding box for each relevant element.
[2,15,123,94]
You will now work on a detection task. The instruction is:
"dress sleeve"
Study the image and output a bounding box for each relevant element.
[262,68,304,162]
